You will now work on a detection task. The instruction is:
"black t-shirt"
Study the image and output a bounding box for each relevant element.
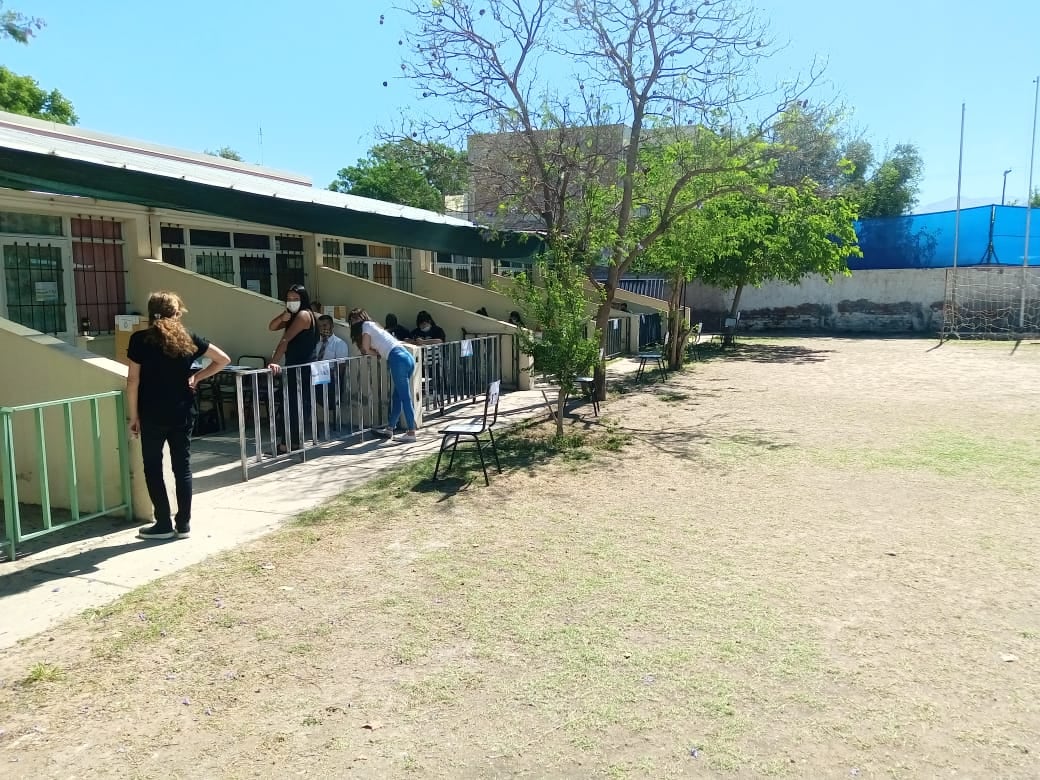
[410,324,447,342]
[389,323,412,341]
[128,329,210,425]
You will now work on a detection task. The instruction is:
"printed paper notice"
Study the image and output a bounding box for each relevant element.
[34,281,58,303]
[460,339,473,357]
[245,279,261,293]
[311,361,331,386]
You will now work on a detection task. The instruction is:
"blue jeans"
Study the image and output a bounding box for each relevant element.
[140,416,194,528]
[387,347,416,431]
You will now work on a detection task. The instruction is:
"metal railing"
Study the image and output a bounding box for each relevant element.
[2,391,132,562]
[585,317,628,359]
[418,335,502,416]
[234,355,389,480]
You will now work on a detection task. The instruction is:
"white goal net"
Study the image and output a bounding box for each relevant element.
[942,267,1040,339]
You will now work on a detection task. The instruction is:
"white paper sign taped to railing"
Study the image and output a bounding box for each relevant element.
[311,361,331,386]
[460,339,473,358]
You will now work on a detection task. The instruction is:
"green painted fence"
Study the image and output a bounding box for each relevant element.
[1,390,132,562]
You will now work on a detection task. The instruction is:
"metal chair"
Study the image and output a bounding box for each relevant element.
[432,380,502,486]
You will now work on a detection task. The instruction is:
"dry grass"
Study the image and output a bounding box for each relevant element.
[1,337,1039,779]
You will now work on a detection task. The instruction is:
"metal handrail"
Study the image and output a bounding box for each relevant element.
[2,390,132,562]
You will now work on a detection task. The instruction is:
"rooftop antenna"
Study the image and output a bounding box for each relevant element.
[258,123,264,166]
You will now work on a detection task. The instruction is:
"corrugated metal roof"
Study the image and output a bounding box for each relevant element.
[0,111,477,230]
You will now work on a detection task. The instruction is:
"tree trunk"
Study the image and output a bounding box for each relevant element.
[724,282,745,348]
[555,385,567,438]
[592,268,619,402]
[666,271,685,369]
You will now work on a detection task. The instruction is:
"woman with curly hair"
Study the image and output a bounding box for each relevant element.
[127,291,230,540]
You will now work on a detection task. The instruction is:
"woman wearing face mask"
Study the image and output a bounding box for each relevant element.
[409,310,446,345]
[268,284,319,452]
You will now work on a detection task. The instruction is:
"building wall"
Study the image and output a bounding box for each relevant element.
[685,269,948,333]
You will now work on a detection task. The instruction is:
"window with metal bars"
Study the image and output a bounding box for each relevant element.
[195,252,235,284]
[321,239,341,271]
[3,242,66,334]
[72,216,128,335]
[276,235,305,296]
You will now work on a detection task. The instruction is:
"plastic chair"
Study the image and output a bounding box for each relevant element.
[432,380,502,486]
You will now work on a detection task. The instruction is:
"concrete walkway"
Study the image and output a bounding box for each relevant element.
[0,361,647,650]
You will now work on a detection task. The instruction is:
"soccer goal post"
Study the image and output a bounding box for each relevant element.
[941,266,1040,340]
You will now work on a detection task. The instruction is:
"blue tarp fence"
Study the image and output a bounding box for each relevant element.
[853,205,1040,270]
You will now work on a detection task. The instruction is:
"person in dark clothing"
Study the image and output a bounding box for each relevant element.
[268,284,319,453]
[410,310,446,345]
[127,291,230,541]
[384,312,412,342]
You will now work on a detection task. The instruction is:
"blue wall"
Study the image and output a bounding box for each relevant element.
[853,205,1040,270]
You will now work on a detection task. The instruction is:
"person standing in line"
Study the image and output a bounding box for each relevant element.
[348,308,418,443]
[384,312,412,342]
[127,291,230,540]
[313,314,349,421]
[313,314,349,362]
[268,284,319,453]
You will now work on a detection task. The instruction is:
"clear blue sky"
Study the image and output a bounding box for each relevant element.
[5,0,1040,212]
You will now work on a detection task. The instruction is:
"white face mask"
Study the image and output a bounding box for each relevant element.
[420,325,431,333]
[286,300,301,314]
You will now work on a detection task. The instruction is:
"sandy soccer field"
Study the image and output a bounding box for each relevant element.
[1,336,1038,779]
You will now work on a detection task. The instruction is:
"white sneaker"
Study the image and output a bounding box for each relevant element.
[394,433,417,443]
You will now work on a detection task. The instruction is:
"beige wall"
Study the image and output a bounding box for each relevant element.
[0,319,150,519]
[132,260,295,364]
[414,269,522,323]
[686,269,948,333]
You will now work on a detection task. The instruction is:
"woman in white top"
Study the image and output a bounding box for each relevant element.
[348,308,417,443]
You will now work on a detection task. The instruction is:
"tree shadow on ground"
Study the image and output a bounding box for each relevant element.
[696,342,836,365]
[410,425,585,496]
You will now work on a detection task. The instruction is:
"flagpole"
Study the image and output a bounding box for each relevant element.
[1020,77,1039,329]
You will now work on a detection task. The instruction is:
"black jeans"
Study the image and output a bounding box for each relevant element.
[276,366,312,449]
[140,416,194,528]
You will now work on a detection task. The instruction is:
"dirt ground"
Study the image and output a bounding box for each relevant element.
[1,336,1039,779]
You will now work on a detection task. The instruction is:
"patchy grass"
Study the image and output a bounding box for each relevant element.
[819,429,1040,489]
[20,662,64,685]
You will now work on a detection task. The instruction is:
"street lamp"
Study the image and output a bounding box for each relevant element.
[1002,168,1012,205]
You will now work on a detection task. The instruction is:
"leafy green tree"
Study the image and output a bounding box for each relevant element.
[398,0,816,398]
[0,66,77,124]
[768,102,921,217]
[206,146,244,161]
[858,144,923,217]
[0,2,42,44]
[329,140,467,212]
[511,254,601,437]
[631,128,765,367]
[695,185,862,329]
[1031,189,1040,208]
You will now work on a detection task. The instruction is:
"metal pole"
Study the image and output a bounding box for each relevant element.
[1002,168,1012,206]
[953,103,965,271]
[946,102,966,342]
[1020,77,1039,329]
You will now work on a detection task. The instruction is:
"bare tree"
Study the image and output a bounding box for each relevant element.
[397,0,817,397]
